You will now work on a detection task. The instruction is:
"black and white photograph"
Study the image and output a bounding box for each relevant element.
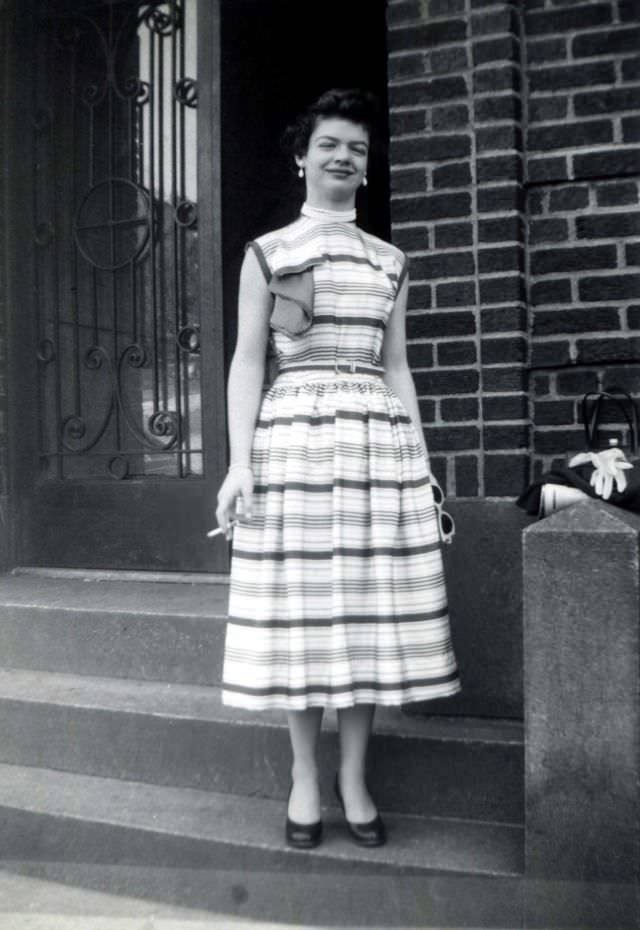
[0,0,639,928]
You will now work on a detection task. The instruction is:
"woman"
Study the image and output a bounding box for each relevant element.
[216,89,460,850]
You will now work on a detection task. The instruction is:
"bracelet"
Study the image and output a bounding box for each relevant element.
[228,463,253,472]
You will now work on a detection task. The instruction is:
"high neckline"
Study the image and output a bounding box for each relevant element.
[301,202,356,223]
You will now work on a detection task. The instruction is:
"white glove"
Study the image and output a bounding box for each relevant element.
[569,448,634,500]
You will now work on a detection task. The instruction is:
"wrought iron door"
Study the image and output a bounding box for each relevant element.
[13,0,227,570]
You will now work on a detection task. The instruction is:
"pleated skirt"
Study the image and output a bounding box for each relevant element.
[222,372,461,710]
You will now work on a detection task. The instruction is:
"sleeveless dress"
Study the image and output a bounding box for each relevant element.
[222,207,461,710]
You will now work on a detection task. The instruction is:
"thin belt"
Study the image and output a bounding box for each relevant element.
[278,362,385,377]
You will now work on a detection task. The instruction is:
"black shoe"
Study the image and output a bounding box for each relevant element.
[285,815,323,849]
[285,783,323,850]
[334,773,386,847]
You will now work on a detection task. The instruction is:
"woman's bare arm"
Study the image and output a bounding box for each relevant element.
[226,248,272,463]
[215,248,272,531]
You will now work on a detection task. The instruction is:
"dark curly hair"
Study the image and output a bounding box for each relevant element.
[281,88,381,159]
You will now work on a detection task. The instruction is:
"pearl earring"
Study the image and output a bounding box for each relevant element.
[297,166,304,178]
[362,175,368,188]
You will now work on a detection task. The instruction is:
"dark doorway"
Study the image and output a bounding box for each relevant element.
[219,0,390,364]
[7,0,390,573]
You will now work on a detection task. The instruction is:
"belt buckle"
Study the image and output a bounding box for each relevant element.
[335,359,357,374]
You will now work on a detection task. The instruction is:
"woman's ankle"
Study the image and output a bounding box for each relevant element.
[337,764,367,789]
[288,767,321,823]
[291,763,319,785]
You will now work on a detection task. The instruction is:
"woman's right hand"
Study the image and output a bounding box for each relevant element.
[215,467,254,538]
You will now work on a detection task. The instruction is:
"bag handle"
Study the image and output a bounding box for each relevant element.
[582,388,639,453]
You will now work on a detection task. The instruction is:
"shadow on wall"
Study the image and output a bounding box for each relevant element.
[219,0,390,374]
[412,500,533,720]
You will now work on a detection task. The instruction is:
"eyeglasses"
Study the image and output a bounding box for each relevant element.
[430,480,455,545]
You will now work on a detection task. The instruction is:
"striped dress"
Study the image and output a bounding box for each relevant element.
[222,209,461,710]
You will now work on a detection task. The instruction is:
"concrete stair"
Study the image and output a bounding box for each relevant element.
[0,762,522,876]
[0,668,523,823]
[0,571,525,925]
[0,573,229,686]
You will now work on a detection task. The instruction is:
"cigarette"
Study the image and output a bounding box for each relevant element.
[206,520,238,538]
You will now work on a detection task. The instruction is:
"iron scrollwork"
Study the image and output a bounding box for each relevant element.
[144,3,183,36]
[174,77,197,108]
[35,0,202,479]
[121,75,151,104]
[175,200,197,228]
[177,324,200,354]
[53,339,182,458]
[74,178,152,271]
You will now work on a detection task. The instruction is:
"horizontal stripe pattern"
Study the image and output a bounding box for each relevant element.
[227,607,450,629]
[223,216,460,710]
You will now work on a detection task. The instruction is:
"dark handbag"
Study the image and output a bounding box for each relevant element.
[517,387,640,516]
[580,388,639,456]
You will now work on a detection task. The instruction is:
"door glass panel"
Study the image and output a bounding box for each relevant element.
[34,0,202,480]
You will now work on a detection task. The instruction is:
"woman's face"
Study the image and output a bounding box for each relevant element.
[296,117,369,205]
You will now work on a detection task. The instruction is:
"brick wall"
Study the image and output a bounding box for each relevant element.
[387,0,529,498]
[525,0,640,475]
[387,0,640,497]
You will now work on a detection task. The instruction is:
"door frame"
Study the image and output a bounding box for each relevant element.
[5,0,229,572]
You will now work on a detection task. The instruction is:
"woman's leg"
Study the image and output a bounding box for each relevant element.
[336,704,378,822]
[287,707,324,824]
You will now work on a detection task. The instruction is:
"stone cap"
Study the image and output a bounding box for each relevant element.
[524,498,640,537]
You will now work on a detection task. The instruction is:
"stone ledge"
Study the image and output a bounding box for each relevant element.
[525,496,640,535]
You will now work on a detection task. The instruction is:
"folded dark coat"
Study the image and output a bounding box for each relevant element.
[516,462,640,515]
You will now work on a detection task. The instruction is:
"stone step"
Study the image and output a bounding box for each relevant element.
[0,573,228,686]
[0,764,524,890]
[0,667,523,824]
[0,857,526,930]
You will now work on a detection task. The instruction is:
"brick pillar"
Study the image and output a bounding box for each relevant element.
[472,0,529,497]
[387,0,529,498]
[525,0,640,479]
